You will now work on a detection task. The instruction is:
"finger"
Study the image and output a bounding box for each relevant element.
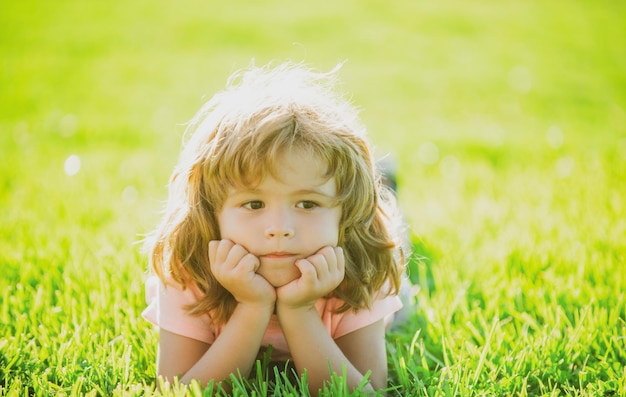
[238,253,260,273]
[213,239,235,265]
[208,240,220,265]
[225,243,249,269]
[335,246,345,277]
[310,246,336,274]
[310,246,344,286]
[294,258,317,281]
[323,246,339,272]
[209,240,229,270]
[304,254,327,281]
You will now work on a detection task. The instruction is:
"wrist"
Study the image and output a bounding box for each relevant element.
[236,301,275,316]
[276,304,322,338]
[275,301,316,319]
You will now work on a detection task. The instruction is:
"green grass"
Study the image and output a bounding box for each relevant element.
[1,0,625,395]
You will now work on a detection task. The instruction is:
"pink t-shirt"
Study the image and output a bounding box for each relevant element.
[142,276,402,361]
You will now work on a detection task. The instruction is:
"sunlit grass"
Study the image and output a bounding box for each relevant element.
[1,0,625,395]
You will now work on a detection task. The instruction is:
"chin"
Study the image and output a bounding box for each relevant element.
[259,269,301,287]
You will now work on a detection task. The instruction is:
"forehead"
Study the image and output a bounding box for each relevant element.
[250,150,336,194]
[277,148,327,176]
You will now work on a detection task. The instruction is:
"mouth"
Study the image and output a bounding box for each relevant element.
[260,252,298,259]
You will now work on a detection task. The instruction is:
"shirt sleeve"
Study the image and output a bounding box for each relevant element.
[321,293,403,339]
[142,275,216,344]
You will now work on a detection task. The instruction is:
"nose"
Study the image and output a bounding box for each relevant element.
[265,228,294,238]
[264,208,295,239]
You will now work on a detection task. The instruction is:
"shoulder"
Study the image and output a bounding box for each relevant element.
[142,275,217,344]
[144,275,206,310]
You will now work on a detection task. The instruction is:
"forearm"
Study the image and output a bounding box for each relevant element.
[175,304,272,385]
[277,306,375,393]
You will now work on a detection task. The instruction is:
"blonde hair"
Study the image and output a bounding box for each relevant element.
[148,62,405,324]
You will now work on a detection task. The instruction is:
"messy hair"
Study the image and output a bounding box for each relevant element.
[148,62,405,324]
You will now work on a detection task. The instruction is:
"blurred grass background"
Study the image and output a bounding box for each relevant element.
[1,0,625,395]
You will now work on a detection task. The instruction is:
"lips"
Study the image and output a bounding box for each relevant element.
[261,252,297,259]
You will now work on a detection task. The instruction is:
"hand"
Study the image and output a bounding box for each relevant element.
[209,239,276,308]
[276,246,345,310]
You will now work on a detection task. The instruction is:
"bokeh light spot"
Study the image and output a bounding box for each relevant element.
[555,156,575,179]
[508,66,533,94]
[546,125,564,149]
[64,154,82,176]
[418,142,440,165]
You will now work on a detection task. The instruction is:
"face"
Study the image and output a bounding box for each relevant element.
[217,150,342,287]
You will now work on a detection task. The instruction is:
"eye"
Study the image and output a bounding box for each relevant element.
[296,200,318,210]
[243,200,264,210]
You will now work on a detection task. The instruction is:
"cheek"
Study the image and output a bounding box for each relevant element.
[216,210,257,249]
[328,211,342,244]
[216,210,235,240]
[334,212,347,245]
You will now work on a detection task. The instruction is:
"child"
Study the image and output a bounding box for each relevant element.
[142,62,406,393]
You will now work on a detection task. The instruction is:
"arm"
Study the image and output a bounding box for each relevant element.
[157,240,276,385]
[335,319,387,390]
[158,302,272,384]
[276,246,385,393]
[277,307,386,392]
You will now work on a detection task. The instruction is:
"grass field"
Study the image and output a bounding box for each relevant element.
[1,0,625,395]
